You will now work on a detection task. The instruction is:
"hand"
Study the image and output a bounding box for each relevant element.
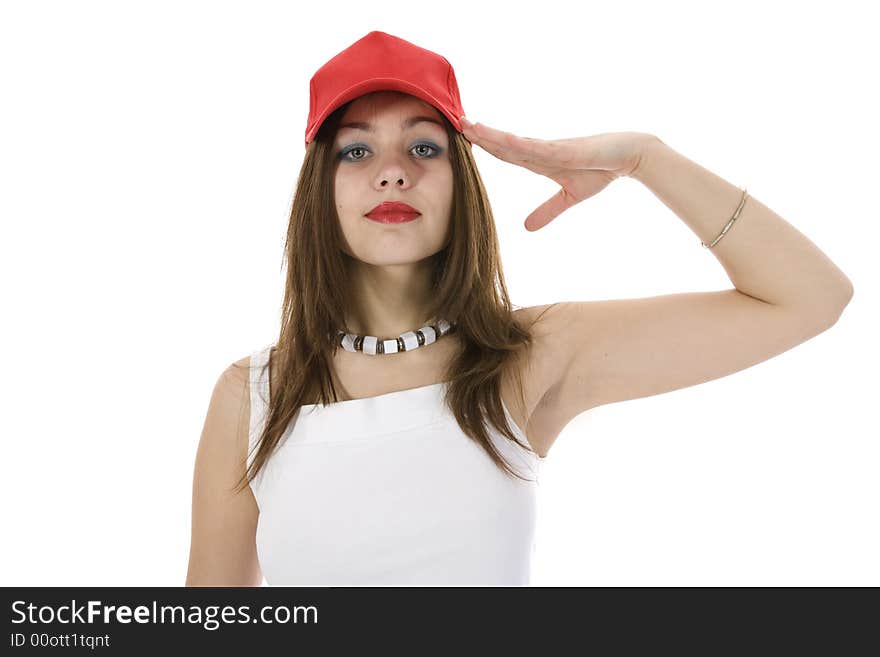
[459,116,658,231]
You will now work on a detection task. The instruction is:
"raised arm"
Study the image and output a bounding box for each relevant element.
[513,136,852,453]
[630,137,853,312]
[460,120,853,453]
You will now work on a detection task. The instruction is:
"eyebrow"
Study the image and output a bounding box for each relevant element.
[337,115,445,133]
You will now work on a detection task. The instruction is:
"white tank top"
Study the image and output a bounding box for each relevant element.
[246,344,544,586]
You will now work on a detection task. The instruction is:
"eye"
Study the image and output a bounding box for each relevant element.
[339,146,369,162]
[338,142,442,162]
[411,143,439,158]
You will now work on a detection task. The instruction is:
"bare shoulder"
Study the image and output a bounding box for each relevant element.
[198,354,258,471]
[204,356,252,455]
[508,303,570,453]
[511,302,570,391]
[186,354,261,585]
[227,355,253,388]
[511,289,847,459]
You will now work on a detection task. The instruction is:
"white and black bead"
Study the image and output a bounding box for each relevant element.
[335,319,455,355]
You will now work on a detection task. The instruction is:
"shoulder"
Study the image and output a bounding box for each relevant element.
[197,353,266,464]
[221,355,252,396]
[192,357,255,495]
[512,301,611,404]
[206,352,266,430]
[206,356,252,427]
[508,303,570,423]
[225,346,274,391]
[188,355,262,585]
[509,302,597,456]
[230,354,253,378]
[512,303,565,335]
[222,347,277,411]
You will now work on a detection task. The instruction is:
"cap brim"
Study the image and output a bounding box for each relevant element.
[305,77,466,146]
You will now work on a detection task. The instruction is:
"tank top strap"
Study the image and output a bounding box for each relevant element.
[247,344,273,471]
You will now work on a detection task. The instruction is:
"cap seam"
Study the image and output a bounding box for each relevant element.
[445,58,454,105]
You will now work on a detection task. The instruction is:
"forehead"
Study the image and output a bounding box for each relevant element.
[338,92,445,132]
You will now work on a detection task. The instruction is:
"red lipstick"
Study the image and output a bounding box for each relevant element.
[365,201,422,224]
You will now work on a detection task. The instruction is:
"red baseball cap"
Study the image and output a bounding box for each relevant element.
[304,31,471,149]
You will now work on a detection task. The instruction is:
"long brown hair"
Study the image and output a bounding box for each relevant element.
[233,92,549,492]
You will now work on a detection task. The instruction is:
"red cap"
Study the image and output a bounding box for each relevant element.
[305,31,470,149]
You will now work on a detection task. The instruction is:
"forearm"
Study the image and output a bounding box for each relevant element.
[629,136,854,318]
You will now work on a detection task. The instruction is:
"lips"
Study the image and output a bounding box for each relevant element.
[366,201,421,223]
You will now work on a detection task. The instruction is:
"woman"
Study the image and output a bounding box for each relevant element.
[186,31,853,586]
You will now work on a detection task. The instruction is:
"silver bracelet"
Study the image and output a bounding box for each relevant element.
[702,187,749,249]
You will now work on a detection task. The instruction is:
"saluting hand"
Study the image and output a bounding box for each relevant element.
[459,116,657,232]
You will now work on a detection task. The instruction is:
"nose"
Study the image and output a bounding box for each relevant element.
[375,155,411,189]
[378,170,407,187]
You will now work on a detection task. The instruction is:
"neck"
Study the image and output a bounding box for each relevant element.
[343,258,438,337]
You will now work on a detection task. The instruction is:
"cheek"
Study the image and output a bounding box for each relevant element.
[438,172,455,223]
[423,162,453,201]
[334,175,358,216]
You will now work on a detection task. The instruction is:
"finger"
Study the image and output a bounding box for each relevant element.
[465,127,520,162]
[524,187,579,232]
[463,127,558,178]
[463,121,556,167]
[460,120,513,154]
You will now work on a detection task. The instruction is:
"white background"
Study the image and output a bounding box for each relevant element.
[1,0,875,586]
